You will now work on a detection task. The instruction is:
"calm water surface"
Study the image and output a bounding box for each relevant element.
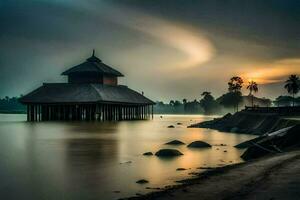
[0,114,255,200]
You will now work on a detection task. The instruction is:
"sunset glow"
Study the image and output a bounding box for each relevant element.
[242,59,300,84]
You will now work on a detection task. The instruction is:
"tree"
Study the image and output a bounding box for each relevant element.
[173,100,182,107]
[200,92,219,114]
[284,75,299,106]
[218,91,242,113]
[274,96,294,107]
[228,76,243,93]
[182,99,187,104]
[169,100,175,106]
[247,81,258,107]
[227,76,244,112]
[184,100,203,114]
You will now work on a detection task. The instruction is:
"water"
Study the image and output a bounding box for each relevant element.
[0,114,255,199]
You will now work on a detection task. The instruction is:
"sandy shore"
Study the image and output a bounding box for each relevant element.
[125,150,300,200]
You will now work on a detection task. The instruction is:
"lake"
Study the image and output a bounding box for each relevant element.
[0,114,255,199]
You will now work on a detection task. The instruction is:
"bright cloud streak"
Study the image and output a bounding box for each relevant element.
[78,2,215,69]
[242,58,300,84]
[130,17,215,69]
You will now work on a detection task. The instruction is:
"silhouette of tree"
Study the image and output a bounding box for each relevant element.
[169,100,175,107]
[0,96,26,113]
[200,92,219,114]
[218,91,242,113]
[184,100,203,114]
[226,76,244,112]
[247,81,258,107]
[173,100,182,107]
[182,99,187,112]
[274,96,294,107]
[284,75,299,106]
[228,76,243,93]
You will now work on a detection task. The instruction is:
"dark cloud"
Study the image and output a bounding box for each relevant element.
[0,0,299,100]
[113,0,300,46]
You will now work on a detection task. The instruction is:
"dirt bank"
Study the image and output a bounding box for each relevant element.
[124,150,300,200]
[189,111,300,135]
[240,125,300,160]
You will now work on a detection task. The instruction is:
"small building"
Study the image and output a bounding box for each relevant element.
[20,51,155,121]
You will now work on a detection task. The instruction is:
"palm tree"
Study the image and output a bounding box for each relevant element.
[284,75,300,106]
[247,81,258,107]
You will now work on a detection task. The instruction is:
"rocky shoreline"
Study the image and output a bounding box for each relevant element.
[188,111,300,160]
[122,112,300,200]
[188,111,300,135]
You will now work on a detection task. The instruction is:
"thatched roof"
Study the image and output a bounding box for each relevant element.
[19,83,154,105]
[61,53,124,77]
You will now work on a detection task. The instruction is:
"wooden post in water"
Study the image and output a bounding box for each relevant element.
[151,105,153,119]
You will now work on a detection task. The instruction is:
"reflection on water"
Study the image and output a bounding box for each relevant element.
[0,114,255,199]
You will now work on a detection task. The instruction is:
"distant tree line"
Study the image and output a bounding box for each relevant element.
[0,75,299,115]
[0,96,26,113]
[154,74,300,115]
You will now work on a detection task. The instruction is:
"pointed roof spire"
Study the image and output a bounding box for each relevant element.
[86,49,101,62]
[61,50,124,77]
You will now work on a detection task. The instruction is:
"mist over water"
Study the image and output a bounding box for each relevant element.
[0,114,255,199]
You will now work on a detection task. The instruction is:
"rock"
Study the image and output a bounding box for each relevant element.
[146,187,161,190]
[165,140,185,145]
[187,141,211,148]
[155,149,183,157]
[167,125,175,128]
[197,167,214,170]
[215,143,227,146]
[176,168,187,171]
[119,161,132,164]
[143,152,153,156]
[223,150,227,153]
[136,179,149,184]
[177,122,183,125]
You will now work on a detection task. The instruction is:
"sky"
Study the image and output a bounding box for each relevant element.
[0,0,299,102]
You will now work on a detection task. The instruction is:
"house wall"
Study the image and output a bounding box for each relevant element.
[68,73,118,85]
[103,76,118,86]
[68,73,103,84]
